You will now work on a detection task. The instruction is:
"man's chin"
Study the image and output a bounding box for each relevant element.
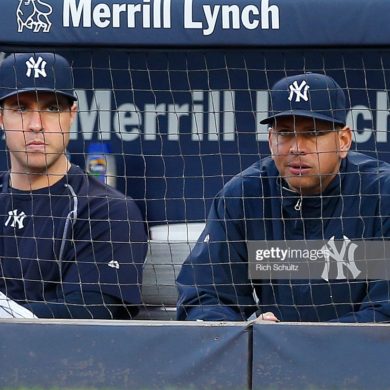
[16,153,62,173]
[14,160,54,175]
[284,177,319,195]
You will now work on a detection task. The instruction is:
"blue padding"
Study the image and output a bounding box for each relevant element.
[253,323,390,389]
[0,320,249,389]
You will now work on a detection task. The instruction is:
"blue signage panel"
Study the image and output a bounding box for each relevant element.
[0,3,389,223]
[1,0,390,47]
[0,49,389,224]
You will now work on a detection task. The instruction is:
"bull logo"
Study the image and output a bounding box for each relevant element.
[17,0,53,33]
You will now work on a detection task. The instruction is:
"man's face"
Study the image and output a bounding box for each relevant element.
[268,116,352,195]
[0,92,77,174]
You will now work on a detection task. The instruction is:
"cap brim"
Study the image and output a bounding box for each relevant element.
[0,88,77,102]
[260,110,345,126]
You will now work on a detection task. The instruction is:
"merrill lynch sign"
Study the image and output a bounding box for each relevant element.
[248,238,390,281]
[17,0,280,36]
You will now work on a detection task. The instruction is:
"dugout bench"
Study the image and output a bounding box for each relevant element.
[137,222,205,320]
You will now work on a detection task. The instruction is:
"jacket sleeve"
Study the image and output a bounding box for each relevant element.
[23,291,126,319]
[61,196,147,318]
[332,189,390,323]
[176,189,257,321]
[329,280,390,323]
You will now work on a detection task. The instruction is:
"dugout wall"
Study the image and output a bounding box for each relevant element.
[1,0,390,388]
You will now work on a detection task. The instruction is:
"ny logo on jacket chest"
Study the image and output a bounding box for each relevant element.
[5,209,27,229]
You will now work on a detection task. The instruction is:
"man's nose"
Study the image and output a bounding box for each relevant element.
[289,133,306,154]
[28,109,44,132]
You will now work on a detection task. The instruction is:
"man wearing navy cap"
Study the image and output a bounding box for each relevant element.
[177,73,390,323]
[0,53,147,319]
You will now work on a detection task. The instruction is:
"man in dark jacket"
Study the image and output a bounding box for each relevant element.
[0,53,147,319]
[176,73,390,323]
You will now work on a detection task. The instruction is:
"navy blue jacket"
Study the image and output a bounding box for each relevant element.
[0,165,147,319]
[177,152,390,322]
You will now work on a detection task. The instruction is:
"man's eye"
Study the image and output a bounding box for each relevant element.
[47,105,62,112]
[306,129,332,137]
[304,130,318,137]
[275,130,294,137]
[6,105,30,113]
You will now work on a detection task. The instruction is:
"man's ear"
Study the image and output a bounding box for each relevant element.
[338,126,352,159]
[69,103,78,127]
[0,107,4,130]
[268,127,275,159]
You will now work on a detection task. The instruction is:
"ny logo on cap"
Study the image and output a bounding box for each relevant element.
[25,56,47,79]
[288,80,310,102]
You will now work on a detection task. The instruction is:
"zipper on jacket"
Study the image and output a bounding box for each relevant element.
[294,198,302,211]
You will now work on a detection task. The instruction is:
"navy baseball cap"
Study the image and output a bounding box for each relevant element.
[260,73,346,126]
[0,52,77,102]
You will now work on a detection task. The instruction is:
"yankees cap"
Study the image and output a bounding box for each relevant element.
[0,52,77,102]
[260,73,346,126]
